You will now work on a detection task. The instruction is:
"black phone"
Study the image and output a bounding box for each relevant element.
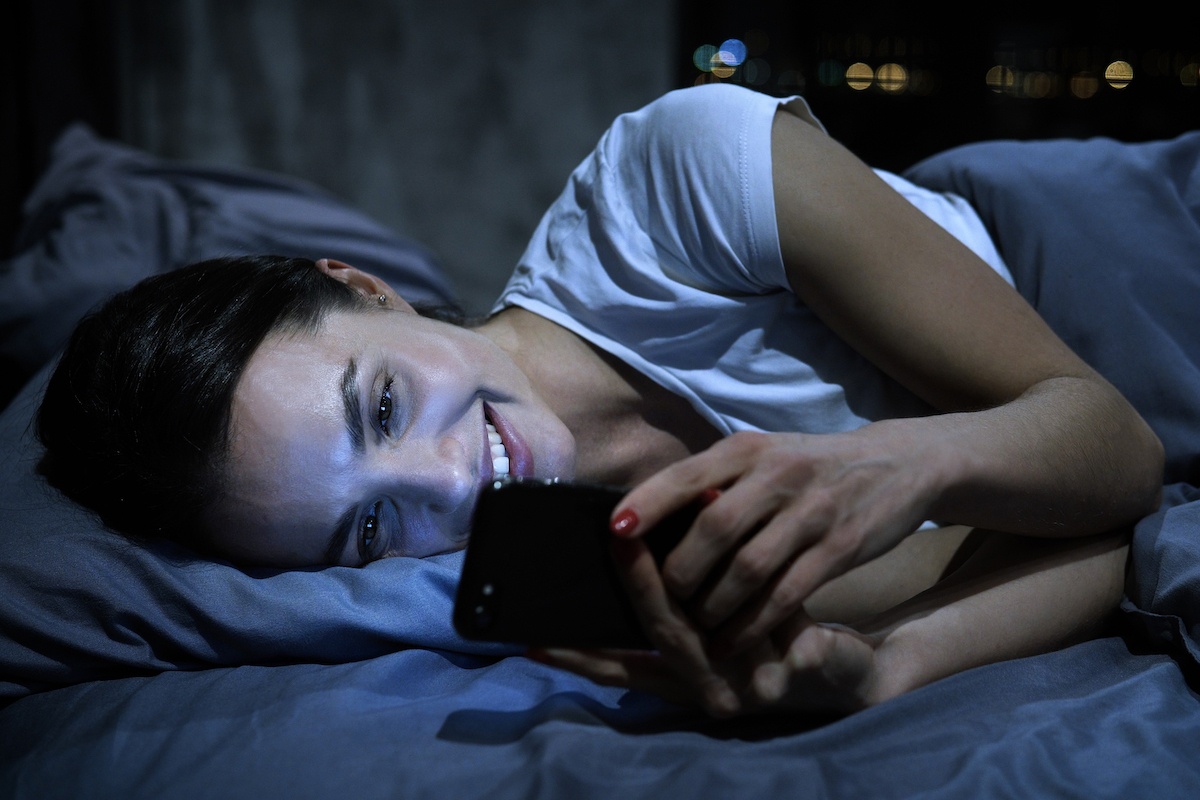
[453,478,701,649]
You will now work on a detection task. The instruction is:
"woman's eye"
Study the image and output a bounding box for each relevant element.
[378,378,394,435]
[361,501,382,558]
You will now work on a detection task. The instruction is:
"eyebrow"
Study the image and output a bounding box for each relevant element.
[342,357,365,454]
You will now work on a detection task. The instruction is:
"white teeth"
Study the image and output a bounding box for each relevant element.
[485,422,510,475]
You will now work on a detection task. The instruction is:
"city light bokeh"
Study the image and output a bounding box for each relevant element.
[687,30,1198,103]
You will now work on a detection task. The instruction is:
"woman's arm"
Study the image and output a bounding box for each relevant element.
[769,107,1162,534]
[860,528,1129,704]
[610,107,1162,656]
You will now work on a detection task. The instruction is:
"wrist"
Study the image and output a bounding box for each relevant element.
[859,415,971,527]
[859,622,931,706]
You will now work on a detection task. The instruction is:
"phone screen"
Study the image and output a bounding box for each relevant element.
[453,478,699,649]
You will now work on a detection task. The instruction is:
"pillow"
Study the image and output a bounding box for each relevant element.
[0,126,514,701]
[2,123,457,385]
[904,132,1200,485]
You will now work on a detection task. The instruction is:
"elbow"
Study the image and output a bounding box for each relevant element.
[1129,420,1165,518]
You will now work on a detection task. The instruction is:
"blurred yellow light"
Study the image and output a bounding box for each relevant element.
[875,63,908,93]
[1180,63,1199,87]
[1070,72,1099,99]
[710,53,735,79]
[1105,60,1133,89]
[845,62,873,90]
[1025,72,1052,98]
[985,65,1014,93]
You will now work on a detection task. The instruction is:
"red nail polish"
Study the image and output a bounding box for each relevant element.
[700,488,721,506]
[610,508,639,536]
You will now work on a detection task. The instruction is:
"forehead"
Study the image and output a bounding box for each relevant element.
[208,325,361,565]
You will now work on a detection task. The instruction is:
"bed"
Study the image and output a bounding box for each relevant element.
[1,122,1199,798]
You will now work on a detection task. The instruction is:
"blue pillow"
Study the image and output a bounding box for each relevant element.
[2,123,457,378]
[0,126,513,701]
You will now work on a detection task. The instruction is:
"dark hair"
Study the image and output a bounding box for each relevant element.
[36,255,378,555]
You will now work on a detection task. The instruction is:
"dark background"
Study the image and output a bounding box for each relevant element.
[678,2,1200,172]
[5,0,1199,293]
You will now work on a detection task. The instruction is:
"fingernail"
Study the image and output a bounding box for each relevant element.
[611,537,639,567]
[700,488,721,506]
[610,508,640,536]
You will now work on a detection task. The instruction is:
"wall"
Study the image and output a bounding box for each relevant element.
[123,0,675,313]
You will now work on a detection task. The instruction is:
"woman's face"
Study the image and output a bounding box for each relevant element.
[206,305,576,568]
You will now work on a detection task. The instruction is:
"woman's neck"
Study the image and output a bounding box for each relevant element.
[477,308,721,487]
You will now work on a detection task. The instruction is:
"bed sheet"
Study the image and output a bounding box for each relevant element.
[1,638,1196,799]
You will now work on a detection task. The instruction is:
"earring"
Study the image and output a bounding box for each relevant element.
[377,294,388,306]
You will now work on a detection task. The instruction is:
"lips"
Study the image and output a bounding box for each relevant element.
[483,402,533,479]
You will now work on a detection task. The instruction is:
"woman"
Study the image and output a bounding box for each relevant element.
[37,85,1163,717]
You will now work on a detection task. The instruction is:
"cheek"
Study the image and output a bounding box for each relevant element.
[539,418,578,480]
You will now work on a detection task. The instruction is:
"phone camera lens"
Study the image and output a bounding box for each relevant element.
[474,603,493,630]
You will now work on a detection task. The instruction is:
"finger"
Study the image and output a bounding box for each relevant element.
[687,499,830,628]
[710,539,856,658]
[658,479,781,601]
[529,648,699,707]
[611,537,743,716]
[723,636,788,709]
[610,433,768,538]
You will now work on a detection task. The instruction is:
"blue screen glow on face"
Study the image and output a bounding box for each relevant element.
[208,306,576,568]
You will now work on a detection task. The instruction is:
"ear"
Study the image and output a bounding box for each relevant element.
[314,258,416,313]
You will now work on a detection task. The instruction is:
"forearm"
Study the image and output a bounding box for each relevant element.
[878,374,1162,537]
[859,528,1130,705]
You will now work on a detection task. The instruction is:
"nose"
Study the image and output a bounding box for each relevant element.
[372,434,474,515]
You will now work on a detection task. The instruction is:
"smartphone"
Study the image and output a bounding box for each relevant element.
[453,478,701,649]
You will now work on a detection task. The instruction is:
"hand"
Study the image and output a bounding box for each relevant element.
[611,428,936,656]
[529,536,882,717]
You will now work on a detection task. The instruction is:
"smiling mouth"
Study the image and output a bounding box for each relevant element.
[485,421,511,476]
